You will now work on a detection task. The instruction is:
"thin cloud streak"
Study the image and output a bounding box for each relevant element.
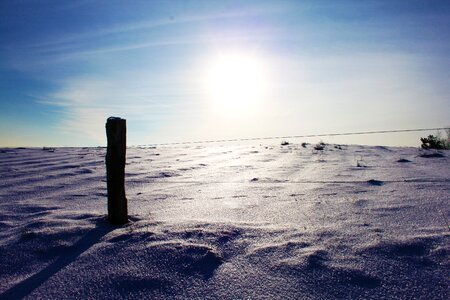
[10,29,282,70]
[38,74,208,144]
[55,33,277,59]
[15,3,288,51]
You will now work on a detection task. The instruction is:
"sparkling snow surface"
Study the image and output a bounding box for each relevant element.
[0,144,449,299]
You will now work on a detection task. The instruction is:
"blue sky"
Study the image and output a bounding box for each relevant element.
[1,0,449,147]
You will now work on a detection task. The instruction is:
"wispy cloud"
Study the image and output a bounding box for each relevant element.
[42,31,280,63]
[16,3,288,51]
[6,14,284,70]
[38,73,207,145]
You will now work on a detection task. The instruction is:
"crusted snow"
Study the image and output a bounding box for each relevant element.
[0,144,448,299]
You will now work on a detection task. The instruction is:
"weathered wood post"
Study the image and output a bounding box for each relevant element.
[106,117,128,224]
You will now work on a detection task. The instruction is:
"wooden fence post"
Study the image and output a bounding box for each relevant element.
[105,117,128,224]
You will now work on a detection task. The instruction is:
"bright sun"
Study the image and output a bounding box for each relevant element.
[204,52,268,110]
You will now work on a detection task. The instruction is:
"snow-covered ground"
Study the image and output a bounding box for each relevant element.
[0,143,448,299]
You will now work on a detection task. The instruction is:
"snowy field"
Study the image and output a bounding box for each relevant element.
[0,143,449,299]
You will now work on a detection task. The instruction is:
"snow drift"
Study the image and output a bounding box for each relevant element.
[0,144,448,299]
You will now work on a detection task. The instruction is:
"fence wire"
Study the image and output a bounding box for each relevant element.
[148,127,449,146]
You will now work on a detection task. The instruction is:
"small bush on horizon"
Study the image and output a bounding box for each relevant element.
[281,141,290,146]
[420,134,449,150]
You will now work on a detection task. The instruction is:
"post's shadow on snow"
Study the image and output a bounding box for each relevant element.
[1,218,115,300]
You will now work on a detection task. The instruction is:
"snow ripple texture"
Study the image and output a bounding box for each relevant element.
[0,144,448,299]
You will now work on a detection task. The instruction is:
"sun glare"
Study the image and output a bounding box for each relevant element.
[204,52,268,110]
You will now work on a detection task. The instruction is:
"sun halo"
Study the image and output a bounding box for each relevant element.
[204,52,268,110]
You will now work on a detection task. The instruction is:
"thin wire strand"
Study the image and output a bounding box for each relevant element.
[146,127,449,146]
